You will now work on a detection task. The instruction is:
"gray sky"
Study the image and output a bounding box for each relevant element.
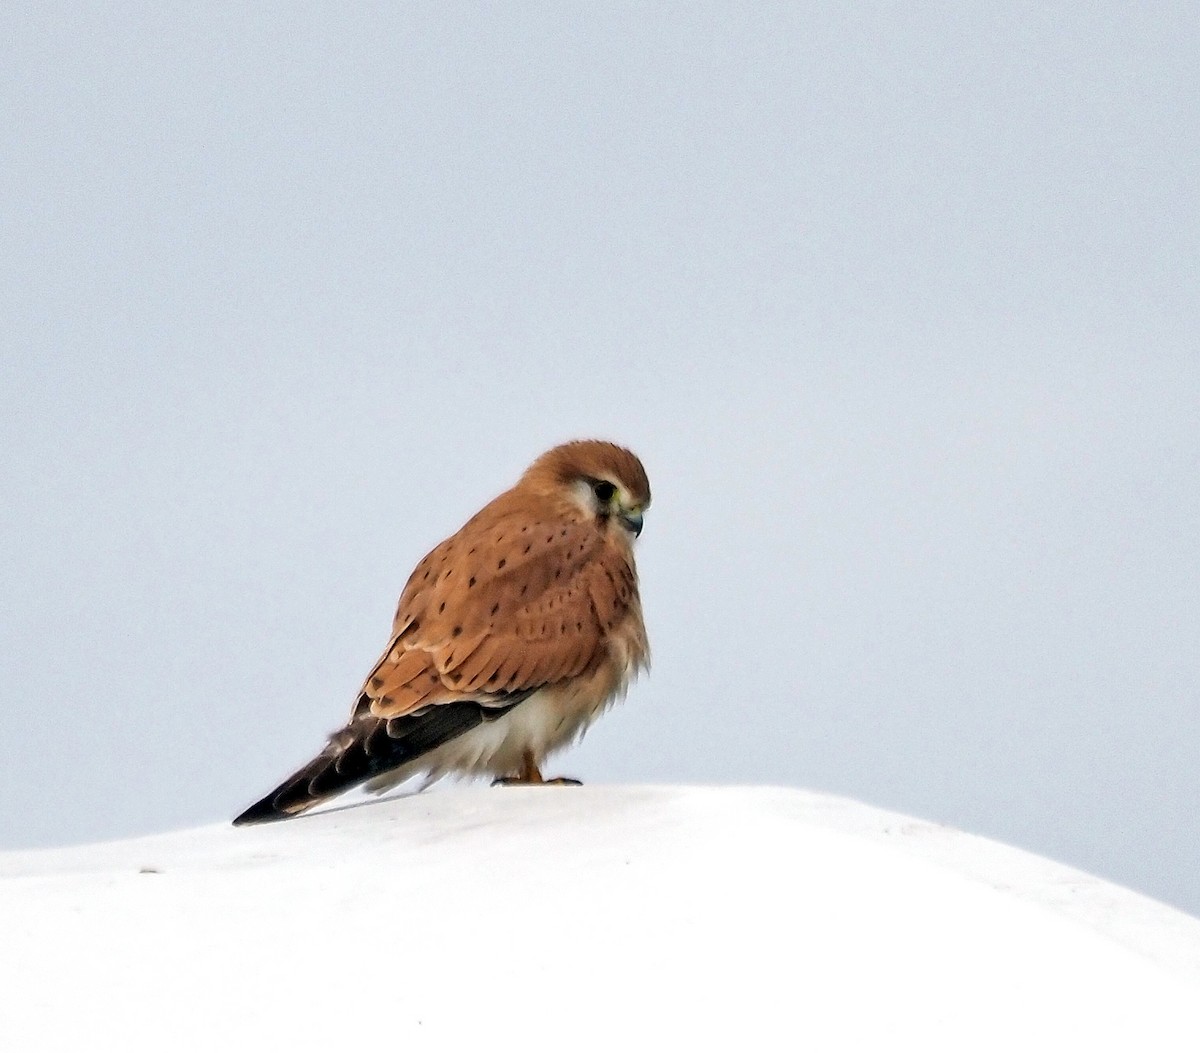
[3,4,1198,914]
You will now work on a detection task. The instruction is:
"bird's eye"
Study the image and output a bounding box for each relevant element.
[592,480,617,503]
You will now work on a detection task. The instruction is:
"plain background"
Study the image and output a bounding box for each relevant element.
[2,4,1197,915]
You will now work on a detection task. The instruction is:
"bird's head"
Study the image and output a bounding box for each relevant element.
[521,440,650,539]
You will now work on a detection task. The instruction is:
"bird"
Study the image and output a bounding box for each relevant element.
[233,439,650,825]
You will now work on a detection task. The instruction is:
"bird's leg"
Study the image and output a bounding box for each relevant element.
[492,750,543,785]
[519,751,544,784]
[491,751,582,787]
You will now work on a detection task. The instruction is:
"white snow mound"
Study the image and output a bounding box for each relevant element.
[2,785,1198,1051]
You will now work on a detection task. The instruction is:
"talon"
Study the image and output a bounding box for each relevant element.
[490,751,582,786]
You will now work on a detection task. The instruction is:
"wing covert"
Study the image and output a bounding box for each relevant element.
[362,500,636,719]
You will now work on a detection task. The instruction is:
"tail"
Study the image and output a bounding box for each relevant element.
[232,696,524,826]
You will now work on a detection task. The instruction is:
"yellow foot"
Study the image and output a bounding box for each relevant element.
[490,750,582,786]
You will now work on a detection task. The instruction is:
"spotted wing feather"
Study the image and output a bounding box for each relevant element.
[363,491,638,719]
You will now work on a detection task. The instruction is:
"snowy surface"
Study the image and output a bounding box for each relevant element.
[3,786,1199,1051]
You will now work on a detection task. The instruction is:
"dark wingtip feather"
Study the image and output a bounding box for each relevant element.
[231,695,531,827]
[232,755,333,826]
[232,793,287,826]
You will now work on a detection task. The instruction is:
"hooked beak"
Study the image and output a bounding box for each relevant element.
[618,509,644,537]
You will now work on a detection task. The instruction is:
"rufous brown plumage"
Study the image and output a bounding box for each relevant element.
[234,440,650,824]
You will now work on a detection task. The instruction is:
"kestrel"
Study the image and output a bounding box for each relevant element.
[234,440,650,825]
